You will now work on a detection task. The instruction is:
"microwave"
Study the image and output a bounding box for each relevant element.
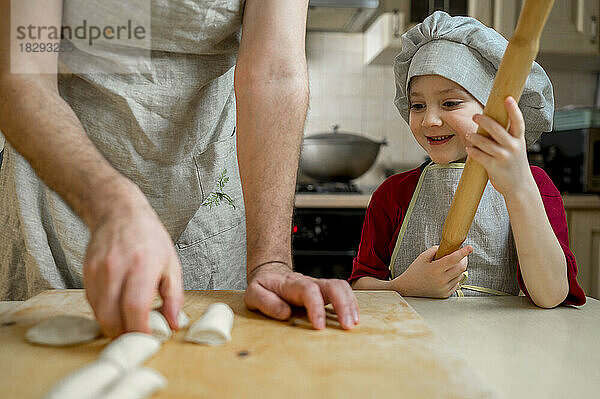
[538,127,600,193]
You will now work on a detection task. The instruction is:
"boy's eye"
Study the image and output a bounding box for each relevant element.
[410,103,425,110]
[443,101,462,107]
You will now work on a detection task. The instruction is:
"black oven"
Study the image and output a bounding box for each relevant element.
[292,207,365,280]
[538,127,600,193]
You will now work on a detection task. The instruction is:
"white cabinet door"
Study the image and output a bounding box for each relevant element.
[540,0,599,54]
[493,0,599,54]
[567,209,600,299]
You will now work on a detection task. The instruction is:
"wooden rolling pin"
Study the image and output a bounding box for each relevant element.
[434,0,555,260]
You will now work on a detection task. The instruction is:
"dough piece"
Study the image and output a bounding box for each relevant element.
[42,359,120,399]
[178,310,190,329]
[25,315,101,346]
[149,311,171,342]
[185,303,234,346]
[101,367,167,399]
[99,332,161,370]
[149,310,190,341]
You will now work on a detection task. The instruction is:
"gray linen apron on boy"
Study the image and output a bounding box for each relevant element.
[0,0,247,300]
[389,163,520,296]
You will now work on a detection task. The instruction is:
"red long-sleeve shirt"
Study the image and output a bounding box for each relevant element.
[350,165,586,306]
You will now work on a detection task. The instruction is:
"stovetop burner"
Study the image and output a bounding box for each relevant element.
[296,182,361,194]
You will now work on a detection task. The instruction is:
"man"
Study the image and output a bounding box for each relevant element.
[0,0,359,336]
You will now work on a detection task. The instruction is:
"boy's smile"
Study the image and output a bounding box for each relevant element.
[408,75,484,164]
[426,134,454,145]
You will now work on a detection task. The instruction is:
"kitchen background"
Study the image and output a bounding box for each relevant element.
[294,0,600,300]
[0,1,598,298]
[302,0,600,189]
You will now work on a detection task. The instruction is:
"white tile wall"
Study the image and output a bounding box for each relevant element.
[305,32,426,189]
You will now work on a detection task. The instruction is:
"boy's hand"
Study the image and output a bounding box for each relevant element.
[391,245,473,298]
[465,96,535,198]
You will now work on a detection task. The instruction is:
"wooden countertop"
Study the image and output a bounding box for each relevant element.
[561,194,600,209]
[404,296,600,399]
[3,292,600,398]
[295,193,372,208]
[295,193,600,209]
[0,290,494,398]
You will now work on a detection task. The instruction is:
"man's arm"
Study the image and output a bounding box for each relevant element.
[0,0,183,336]
[237,0,359,330]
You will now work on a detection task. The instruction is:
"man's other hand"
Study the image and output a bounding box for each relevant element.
[244,263,359,330]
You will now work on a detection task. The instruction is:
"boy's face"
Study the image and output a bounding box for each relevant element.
[408,75,484,164]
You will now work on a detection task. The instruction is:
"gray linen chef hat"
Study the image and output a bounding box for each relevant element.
[393,11,554,147]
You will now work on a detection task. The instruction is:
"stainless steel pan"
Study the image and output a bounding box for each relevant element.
[299,125,387,182]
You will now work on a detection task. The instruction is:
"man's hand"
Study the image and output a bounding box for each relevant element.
[0,0,185,337]
[244,263,359,330]
[83,192,184,338]
[392,245,472,298]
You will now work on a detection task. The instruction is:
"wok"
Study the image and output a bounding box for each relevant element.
[299,125,387,183]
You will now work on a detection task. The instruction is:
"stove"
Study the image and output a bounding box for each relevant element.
[296,181,361,194]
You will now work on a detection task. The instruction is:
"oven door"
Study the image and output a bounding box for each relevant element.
[292,208,365,280]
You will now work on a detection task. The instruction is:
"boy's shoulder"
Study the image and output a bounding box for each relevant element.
[529,165,561,197]
[371,165,423,206]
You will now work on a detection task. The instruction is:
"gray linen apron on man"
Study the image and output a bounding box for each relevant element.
[0,0,247,300]
[390,163,520,296]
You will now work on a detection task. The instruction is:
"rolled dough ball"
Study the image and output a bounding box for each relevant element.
[149,310,190,341]
[99,332,161,370]
[25,315,101,346]
[101,367,167,399]
[42,359,120,399]
[178,310,190,329]
[149,311,171,342]
[185,303,234,346]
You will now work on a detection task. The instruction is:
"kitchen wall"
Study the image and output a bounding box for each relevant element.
[305,31,600,190]
[305,32,426,190]
[545,70,598,109]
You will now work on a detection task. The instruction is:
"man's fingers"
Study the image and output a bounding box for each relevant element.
[84,256,126,338]
[121,260,157,334]
[316,279,358,330]
[245,267,359,331]
[158,259,184,330]
[244,279,292,321]
[437,245,473,269]
[293,279,326,329]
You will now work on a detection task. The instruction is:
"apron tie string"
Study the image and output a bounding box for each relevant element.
[456,271,511,297]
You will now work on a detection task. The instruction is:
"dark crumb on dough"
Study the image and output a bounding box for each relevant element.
[237,350,250,357]
[1,321,16,327]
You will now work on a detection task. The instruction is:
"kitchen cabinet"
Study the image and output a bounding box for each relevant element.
[365,0,600,66]
[364,11,404,65]
[495,0,600,54]
[493,0,600,72]
[564,195,600,299]
[540,0,599,54]
[364,0,495,65]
